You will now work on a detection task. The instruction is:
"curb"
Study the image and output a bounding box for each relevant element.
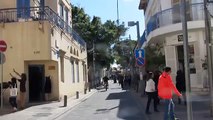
[50,89,97,120]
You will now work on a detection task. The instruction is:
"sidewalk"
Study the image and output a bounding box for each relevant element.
[0,89,97,120]
[131,89,213,120]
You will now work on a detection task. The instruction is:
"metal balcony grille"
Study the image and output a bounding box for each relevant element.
[0,6,86,48]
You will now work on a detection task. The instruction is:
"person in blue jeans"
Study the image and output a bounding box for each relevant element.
[158,67,182,120]
[164,99,175,120]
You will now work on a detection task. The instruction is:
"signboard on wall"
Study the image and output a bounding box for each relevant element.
[177,35,183,42]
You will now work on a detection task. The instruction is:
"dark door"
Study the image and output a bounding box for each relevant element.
[17,0,30,19]
[28,65,45,102]
[177,45,184,72]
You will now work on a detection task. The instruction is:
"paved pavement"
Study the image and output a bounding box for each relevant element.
[0,81,148,120]
[131,86,213,120]
[0,80,213,120]
[0,89,97,120]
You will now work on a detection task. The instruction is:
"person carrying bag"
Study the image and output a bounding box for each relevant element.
[8,77,18,112]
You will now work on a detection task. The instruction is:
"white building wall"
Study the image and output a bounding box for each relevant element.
[164,45,178,82]
[164,30,206,88]
[142,0,212,89]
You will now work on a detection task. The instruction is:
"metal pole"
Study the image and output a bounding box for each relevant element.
[135,21,140,92]
[117,0,119,25]
[180,0,193,120]
[136,21,140,43]
[204,0,213,116]
[0,52,3,109]
[93,39,96,88]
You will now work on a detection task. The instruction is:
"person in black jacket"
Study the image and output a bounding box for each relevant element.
[153,70,161,104]
[12,69,27,109]
[176,70,186,105]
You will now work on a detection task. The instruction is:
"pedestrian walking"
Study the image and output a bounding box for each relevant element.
[8,77,18,112]
[142,70,149,96]
[13,69,27,109]
[158,67,182,120]
[118,74,124,89]
[153,70,161,104]
[176,70,186,105]
[145,72,159,114]
[103,76,109,91]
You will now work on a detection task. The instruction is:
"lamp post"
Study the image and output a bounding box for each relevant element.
[128,21,140,43]
[128,21,140,92]
[93,39,96,88]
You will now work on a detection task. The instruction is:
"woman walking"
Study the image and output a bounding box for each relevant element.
[13,69,27,109]
[145,72,159,114]
[8,77,18,111]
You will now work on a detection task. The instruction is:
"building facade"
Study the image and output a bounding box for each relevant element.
[139,0,212,88]
[0,0,88,103]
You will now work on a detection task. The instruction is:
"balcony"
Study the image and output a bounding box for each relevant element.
[0,6,86,48]
[146,3,213,38]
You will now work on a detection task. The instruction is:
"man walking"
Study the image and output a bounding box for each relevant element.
[158,67,182,120]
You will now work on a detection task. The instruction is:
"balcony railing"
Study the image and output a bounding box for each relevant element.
[0,6,86,48]
[146,2,213,37]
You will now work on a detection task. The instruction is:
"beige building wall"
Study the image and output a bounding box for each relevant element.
[0,0,88,103]
[0,0,16,9]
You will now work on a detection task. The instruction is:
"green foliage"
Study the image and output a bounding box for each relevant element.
[113,40,137,67]
[71,5,127,68]
[145,44,165,71]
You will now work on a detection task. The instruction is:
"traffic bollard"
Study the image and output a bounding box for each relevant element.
[64,95,67,107]
[76,91,79,99]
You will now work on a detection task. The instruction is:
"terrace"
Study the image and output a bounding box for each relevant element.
[0,6,86,48]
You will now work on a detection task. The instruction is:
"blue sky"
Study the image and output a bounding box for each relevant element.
[70,0,145,40]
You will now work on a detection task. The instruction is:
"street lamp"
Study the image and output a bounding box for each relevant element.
[128,21,140,92]
[128,21,140,43]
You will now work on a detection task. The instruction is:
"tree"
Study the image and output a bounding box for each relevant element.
[113,40,137,68]
[144,43,165,71]
[71,5,127,69]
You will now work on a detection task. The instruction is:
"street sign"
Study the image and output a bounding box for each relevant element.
[136,57,145,66]
[0,40,7,52]
[135,49,145,58]
[135,49,145,66]
[0,52,5,64]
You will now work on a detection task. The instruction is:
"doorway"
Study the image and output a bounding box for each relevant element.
[177,45,196,73]
[28,65,45,102]
[177,45,184,72]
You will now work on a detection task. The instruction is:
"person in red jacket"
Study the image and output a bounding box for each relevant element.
[158,67,182,120]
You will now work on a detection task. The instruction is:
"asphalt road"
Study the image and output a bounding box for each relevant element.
[56,81,147,120]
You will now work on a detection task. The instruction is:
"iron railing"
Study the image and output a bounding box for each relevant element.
[0,6,86,48]
[146,2,213,37]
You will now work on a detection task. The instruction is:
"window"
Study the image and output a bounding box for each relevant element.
[76,61,79,83]
[74,49,76,55]
[60,4,64,17]
[60,54,64,82]
[71,60,75,83]
[70,47,72,54]
[65,8,69,23]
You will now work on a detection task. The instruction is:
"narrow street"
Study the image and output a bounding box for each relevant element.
[56,81,147,120]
